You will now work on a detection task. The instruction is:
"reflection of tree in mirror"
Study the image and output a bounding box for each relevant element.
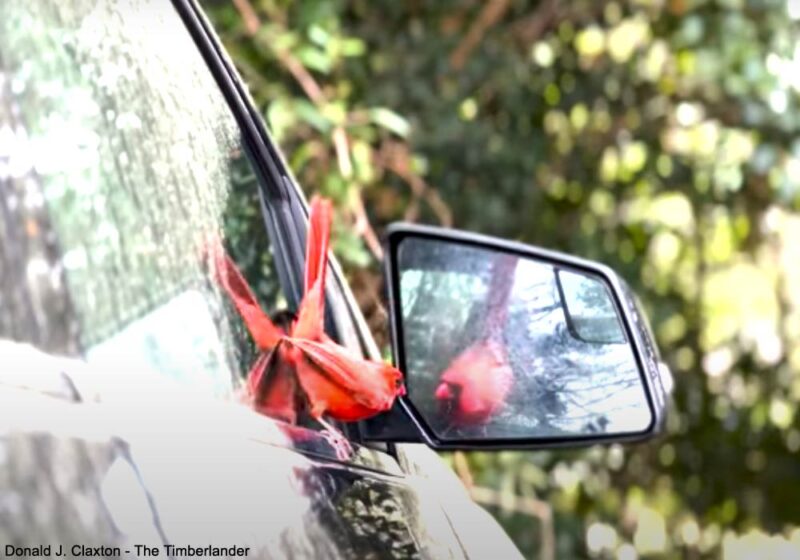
[398,239,651,441]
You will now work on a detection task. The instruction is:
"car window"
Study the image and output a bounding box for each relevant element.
[0,0,284,397]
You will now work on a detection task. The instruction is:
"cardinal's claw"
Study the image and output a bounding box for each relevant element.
[317,416,353,460]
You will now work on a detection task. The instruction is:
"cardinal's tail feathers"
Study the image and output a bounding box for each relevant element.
[484,254,518,333]
[304,197,333,295]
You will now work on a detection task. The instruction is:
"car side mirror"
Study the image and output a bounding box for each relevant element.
[381,224,672,450]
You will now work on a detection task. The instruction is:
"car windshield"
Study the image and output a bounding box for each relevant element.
[0,0,285,397]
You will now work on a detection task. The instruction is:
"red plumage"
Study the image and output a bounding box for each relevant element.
[434,339,513,426]
[209,197,405,439]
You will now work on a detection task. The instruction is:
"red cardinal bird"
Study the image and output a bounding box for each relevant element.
[434,254,517,427]
[209,197,405,455]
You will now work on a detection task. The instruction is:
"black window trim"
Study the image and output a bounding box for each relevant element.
[172,0,306,310]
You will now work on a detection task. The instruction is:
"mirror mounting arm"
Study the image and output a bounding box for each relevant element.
[360,405,425,443]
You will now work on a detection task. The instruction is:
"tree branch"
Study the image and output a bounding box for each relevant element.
[376,141,453,227]
[510,0,559,45]
[232,0,261,36]
[450,0,512,70]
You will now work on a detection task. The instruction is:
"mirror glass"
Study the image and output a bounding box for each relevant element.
[396,237,652,441]
[557,270,626,344]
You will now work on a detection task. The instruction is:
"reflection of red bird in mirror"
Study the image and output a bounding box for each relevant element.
[434,339,513,425]
[434,254,517,427]
[208,197,405,456]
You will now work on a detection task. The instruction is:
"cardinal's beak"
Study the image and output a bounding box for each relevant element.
[434,382,453,401]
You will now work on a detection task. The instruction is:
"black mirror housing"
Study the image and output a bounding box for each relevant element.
[368,223,671,451]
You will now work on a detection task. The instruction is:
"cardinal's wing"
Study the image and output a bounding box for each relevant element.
[290,338,404,422]
[210,243,283,350]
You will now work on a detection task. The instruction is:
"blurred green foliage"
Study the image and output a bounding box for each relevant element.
[203,0,800,557]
